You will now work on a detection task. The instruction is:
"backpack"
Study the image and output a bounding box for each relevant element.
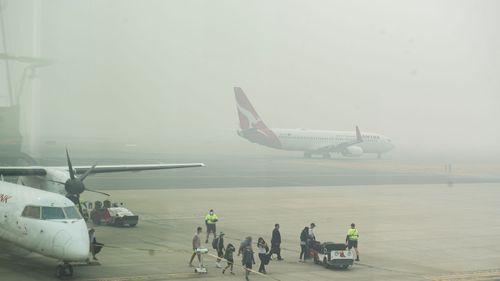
[212,237,219,249]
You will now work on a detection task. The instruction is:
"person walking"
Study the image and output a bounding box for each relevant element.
[88,228,103,261]
[346,223,360,261]
[257,237,269,274]
[269,223,283,261]
[214,232,225,268]
[205,209,218,243]
[238,236,252,256]
[189,226,202,267]
[222,243,236,275]
[299,226,309,262]
[242,244,255,281]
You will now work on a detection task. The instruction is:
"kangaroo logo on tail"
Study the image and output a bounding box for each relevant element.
[233,87,281,149]
[234,87,268,130]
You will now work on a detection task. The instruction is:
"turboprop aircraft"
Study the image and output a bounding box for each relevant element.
[0,150,205,213]
[0,179,89,278]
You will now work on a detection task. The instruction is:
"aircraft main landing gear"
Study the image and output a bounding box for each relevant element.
[55,262,73,278]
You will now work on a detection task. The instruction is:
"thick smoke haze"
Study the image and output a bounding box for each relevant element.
[1,0,499,159]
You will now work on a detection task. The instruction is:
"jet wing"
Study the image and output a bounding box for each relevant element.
[311,126,363,152]
[0,163,204,177]
[72,163,205,175]
[0,167,47,176]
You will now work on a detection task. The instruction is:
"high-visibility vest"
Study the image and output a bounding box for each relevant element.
[347,228,359,240]
[205,213,218,224]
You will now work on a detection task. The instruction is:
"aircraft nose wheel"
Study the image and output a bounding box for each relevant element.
[55,263,73,278]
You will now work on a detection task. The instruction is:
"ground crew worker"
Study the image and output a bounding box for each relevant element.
[205,209,218,243]
[346,223,360,261]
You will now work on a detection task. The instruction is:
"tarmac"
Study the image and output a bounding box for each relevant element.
[1,183,500,281]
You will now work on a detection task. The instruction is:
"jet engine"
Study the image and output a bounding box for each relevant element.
[342,146,363,157]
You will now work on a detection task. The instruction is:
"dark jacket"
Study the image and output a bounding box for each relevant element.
[242,247,255,265]
[300,229,308,242]
[271,228,281,245]
[225,244,236,260]
[216,237,225,251]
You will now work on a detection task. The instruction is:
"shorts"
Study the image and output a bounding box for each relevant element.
[207,224,216,233]
[347,240,358,249]
[226,258,234,265]
[243,262,252,269]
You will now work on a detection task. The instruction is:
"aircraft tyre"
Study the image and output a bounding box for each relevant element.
[65,263,74,277]
[56,263,73,278]
[55,265,64,278]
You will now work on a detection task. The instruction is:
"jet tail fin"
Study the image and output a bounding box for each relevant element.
[234,87,268,130]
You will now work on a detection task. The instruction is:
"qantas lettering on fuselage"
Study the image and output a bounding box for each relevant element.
[0,194,13,203]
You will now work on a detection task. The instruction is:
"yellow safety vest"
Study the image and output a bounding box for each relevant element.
[205,213,218,224]
[347,228,359,241]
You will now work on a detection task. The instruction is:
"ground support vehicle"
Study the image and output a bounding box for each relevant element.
[88,200,139,227]
[313,242,354,269]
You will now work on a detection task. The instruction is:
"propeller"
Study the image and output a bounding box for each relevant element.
[62,149,109,214]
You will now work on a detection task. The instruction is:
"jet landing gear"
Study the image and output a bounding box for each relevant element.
[55,262,73,278]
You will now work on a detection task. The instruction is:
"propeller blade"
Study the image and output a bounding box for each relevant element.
[85,188,110,196]
[78,161,98,182]
[66,148,75,180]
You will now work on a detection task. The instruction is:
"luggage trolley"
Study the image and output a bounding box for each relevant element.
[194,248,209,274]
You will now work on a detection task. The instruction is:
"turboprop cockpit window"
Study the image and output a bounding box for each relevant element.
[41,207,66,220]
[63,206,82,219]
[21,206,41,219]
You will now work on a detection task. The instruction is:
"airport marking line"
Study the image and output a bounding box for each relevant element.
[80,272,198,281]
[429,269,500,281]
[102,243,282,281]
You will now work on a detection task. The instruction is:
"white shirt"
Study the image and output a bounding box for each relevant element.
[309,228,315,239]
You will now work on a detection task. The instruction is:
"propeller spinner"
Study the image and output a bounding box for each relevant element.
[63,149,109,207]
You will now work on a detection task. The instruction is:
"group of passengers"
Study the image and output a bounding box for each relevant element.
[189,209,360,281]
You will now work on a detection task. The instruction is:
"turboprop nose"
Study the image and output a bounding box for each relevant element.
[64,239,89,261]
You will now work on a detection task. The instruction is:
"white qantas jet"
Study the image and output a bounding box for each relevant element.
[0,180,89,278]
[0,150,205,212]
[234,87,394,158]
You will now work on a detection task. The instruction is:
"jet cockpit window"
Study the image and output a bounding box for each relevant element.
[41,207,66,220]
[21,206,40,219]
[63,206,82,219]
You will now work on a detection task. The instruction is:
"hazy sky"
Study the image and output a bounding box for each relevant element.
[1,0,499,157]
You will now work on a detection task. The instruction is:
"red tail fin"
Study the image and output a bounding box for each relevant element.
[234,87,281,149]
[234,87,268,130]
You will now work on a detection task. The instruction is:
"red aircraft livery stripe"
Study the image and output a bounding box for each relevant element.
[0,194,13,203]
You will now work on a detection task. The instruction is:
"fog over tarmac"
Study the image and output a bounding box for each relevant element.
[1,0,500,161]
